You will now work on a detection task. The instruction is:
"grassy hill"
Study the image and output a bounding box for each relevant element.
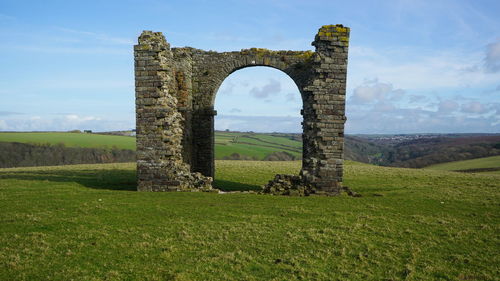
[0,161,498,280]
[426,155,500,174]
[0,132,136,150]
[0,131,303,161]
[1,132,499,167]
[215,131,302,160]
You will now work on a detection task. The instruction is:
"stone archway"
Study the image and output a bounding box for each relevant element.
[134,25,350,195]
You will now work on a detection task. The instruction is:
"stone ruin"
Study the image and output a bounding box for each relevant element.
[134,25,350,195]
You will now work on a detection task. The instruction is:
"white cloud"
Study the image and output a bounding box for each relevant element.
[1,45,130,55]
[215,115,301,133]
[461,101,490,114]
[346,80,499,133]
[285,93,296,102]
[409,95,427,103]
[0,120,7,130]
[218,80,236,95]
[250,79,281,99]
[438,100,459,113]
[350,80,405,104]
[348,44,500,90]
[346,106,499,134]
[484,39,500,73]
[56,27,134,45]
[34,78,133,91]
[0,115,133,132]
[0,111,23,116]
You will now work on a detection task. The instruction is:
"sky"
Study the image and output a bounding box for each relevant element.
[0,0,499,134]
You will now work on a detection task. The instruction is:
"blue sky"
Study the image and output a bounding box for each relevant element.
[0,0,499,133]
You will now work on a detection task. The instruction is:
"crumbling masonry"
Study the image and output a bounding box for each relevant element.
[135,25,350,195]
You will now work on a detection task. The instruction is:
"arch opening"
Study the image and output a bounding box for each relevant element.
[213,66,304,191]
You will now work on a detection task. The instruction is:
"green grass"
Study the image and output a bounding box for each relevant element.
[426,155,500,172]
[0,132,302,160]
[214,160,301,191]
[250,134,302,148]
[214,132,302,160]
[215,142,301,160]
[0,132,136,150]
[0,161,499,280]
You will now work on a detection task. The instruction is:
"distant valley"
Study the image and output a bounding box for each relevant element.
[0,131,499,171]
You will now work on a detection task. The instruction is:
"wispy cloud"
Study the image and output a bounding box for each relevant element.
[348,43,500,91]
[0,44,130,55]
[285,93,296,102]
[484,38,500,73]
[438,100,459,114]
[350,80,405,104]
[215,115,301,133]
[0,114,134,132]
[56,27,134,45]
[346,84,499,134]
[461,101,491,114]
[0,13,15,21]
[0,111,23,116]
[250,79,281,99]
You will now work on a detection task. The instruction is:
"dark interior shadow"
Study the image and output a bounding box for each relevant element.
[213,179,260,192]
[0,168,137,191]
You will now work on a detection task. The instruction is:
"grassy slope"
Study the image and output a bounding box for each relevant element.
[0,132,301,160]
[426,155,500,171]
[214,132,302,160]
[0,162,499,280]
[0,132,135,150]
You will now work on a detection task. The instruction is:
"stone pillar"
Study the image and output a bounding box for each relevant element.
[192,108,217,178]
[134,31,212,191]
[300,25,349,195]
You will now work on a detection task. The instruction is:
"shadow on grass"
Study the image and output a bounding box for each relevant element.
[1,167,266,192]
[0,168,137,191]
[213,179,261,192]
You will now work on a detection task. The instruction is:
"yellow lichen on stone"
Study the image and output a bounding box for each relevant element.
[321,24,336,29]
[135,45,152,51]
[335,27,348,33]
[247,47,276,58]
[319,25,350,38]
[296,50,314,61]
[339,36,349,42]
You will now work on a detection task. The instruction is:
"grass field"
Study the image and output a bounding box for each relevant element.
[215,131,302,160]
[426,155,500,174]
[0,132,136,150]
[0,161,499,280]
[0,132,303,160]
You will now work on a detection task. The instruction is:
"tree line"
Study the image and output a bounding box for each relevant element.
[0,142,135,168]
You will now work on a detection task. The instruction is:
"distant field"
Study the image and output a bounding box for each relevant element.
[0,161,498,280]
[215,131,302,160]
[0,132,136,150]
[426,155,500,174]
[0,132,302,161]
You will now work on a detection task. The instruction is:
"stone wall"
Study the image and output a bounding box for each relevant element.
[134,25,350,194]
[134,32,212,191]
